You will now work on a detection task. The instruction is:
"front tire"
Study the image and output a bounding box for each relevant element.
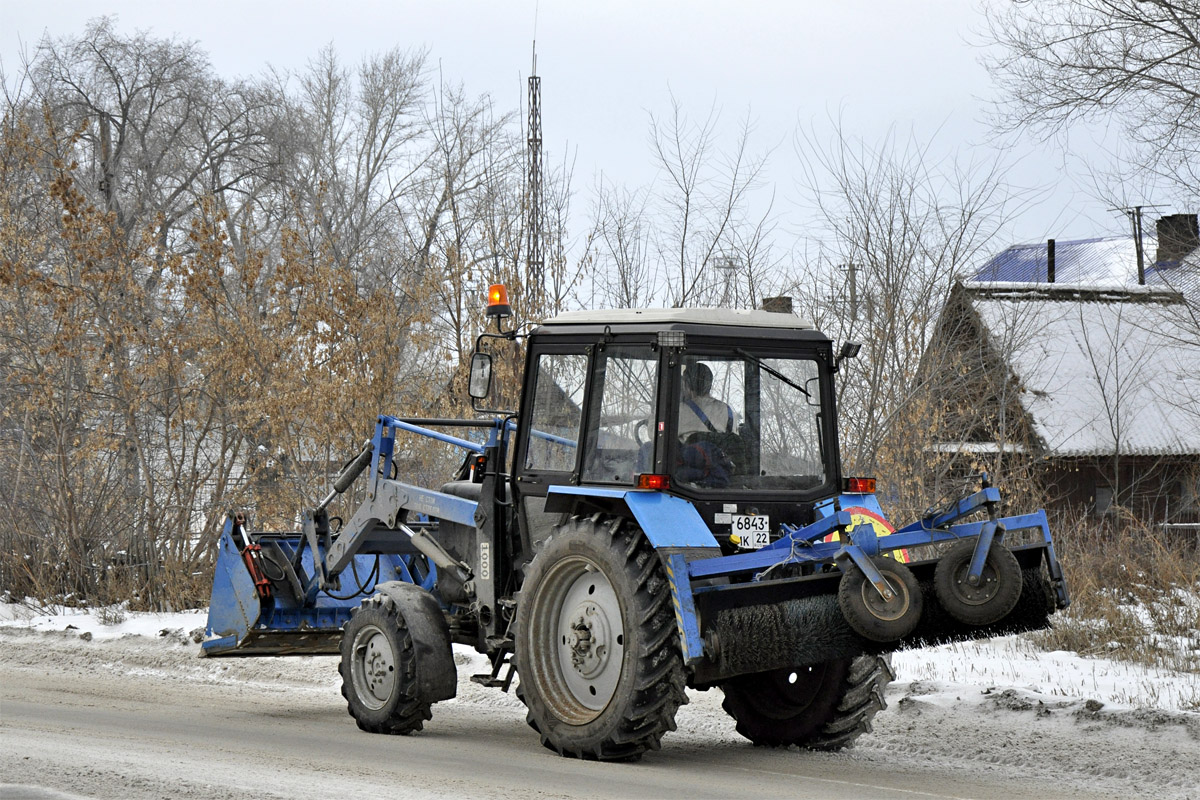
[721,654,893,749]
[515,514,686,761]
[339,595,431,735]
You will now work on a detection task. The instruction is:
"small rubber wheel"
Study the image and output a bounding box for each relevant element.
[838,556,923,642]
[934,539,1022,626]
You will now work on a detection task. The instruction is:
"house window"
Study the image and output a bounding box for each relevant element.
[1178,470,1200,512]
[1094,485,1113,516]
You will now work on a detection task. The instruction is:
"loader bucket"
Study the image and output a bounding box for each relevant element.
[201,522,419,657]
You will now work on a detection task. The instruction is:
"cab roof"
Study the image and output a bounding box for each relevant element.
[540,307,815,330]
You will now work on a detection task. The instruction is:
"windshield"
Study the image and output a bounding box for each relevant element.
[674,352,827,492]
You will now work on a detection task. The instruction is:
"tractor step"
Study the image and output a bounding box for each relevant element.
[471,647,516,691]
[469,674,509,688]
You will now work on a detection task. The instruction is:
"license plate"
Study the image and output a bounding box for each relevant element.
[732,515,769,548]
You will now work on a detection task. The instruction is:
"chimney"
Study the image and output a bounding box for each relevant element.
[761,296,793,314]
[1155,214,1200,266]
[1047,239,1056,283]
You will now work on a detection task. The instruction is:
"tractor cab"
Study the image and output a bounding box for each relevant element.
[507,307,846,558]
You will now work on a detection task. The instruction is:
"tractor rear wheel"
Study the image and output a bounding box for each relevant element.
[721,654,893,749]
[515,514,686,761]
[339,595,431,735]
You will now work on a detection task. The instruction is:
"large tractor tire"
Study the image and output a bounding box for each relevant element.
[721,654,893,750]
[515,514,686,761]
[339,584,455,735]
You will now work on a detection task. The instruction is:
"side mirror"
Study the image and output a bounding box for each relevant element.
[468,352,493,399]
[804,375,822,406]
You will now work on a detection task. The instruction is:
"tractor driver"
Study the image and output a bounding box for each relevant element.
[678,362,734,437]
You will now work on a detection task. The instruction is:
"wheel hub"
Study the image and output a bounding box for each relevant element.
[547,563,625,714]
[952,563,999,604]
[566,603,614,679]
[861,575,909,621]
[353,627,395,708]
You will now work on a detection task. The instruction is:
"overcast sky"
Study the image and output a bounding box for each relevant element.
[1,0,1151,257]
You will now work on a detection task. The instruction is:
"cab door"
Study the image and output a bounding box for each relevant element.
[511,344,591,559]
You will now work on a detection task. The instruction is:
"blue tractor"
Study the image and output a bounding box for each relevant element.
[203,293,1069,760]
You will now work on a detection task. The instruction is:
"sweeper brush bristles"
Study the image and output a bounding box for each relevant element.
[710,566,1055,677]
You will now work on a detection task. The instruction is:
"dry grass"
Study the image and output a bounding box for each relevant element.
[0,546,211,613]
[1033,511,1200,678]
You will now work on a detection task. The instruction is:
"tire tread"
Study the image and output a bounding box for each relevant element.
[515,515,685,761]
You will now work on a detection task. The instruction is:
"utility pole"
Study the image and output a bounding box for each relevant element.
[1112,204,1163,286]
[1132,206,1145,286]
[713,254,741,308]
[840,263,859,321]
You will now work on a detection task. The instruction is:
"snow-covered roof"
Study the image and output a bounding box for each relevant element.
[963,282,1200,458]
[974,233,1199,295]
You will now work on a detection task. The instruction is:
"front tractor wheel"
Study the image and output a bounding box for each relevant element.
[339,596,431,735]
[515,515,686,761]
[721,654,893,749]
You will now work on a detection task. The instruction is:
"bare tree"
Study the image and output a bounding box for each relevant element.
[788,122,1013,476]
[585,177,654,308]
[582,96,776,309]
[982,0,1200,202]
[648,99,775,306]
[0,21,577,608]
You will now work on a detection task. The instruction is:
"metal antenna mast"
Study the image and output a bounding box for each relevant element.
[526,42,544,290]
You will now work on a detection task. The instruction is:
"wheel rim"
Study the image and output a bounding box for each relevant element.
[527,555,625,723]
[350,623,395,710]
[948,558,1001,606]
[859,570,910,621]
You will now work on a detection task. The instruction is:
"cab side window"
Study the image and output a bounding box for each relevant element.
[582,347,659,483]
[524,353,588,472]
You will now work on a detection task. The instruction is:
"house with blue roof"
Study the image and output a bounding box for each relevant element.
[922,214,1200,531]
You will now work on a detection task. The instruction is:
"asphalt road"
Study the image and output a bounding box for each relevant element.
[0,631,1126,800]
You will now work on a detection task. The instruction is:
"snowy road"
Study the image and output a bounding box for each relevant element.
[1,623,1197,800]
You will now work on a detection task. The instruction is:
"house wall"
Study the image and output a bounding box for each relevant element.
[1041,456,1200,525]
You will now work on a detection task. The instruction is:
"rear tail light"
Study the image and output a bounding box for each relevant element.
[636,473,670,490]
[843,476,876,494]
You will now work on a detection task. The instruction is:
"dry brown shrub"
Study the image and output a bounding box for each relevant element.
[1034,510,1200,674]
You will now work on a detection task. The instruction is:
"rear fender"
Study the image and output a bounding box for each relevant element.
[545,486,721,549]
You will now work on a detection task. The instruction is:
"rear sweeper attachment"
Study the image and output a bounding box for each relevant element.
[203,289,1069,760]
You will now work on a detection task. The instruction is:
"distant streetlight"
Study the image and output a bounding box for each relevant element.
[713,254,741,271]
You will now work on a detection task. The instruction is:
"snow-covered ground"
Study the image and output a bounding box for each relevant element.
[3,601,1195,714]
[2,601,1198,799]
